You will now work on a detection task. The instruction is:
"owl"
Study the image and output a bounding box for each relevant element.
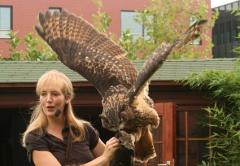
[35,10,206,165]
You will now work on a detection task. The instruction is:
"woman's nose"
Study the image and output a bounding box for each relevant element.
[46,94,53,102]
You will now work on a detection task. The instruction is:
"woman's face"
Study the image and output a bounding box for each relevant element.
[40,83,67,118]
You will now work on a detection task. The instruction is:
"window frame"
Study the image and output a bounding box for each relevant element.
[176,107,210,166]
[48,7,62,14]
[189,16,202,45]
[120,10,145,39]
[0,5,13,39]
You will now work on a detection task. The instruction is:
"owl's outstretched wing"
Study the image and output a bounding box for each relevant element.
[35,10,137,96]
[128,19,207,103]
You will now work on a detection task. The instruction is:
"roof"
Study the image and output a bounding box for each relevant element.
[0,58,237,83]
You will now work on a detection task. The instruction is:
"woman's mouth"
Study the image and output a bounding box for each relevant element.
[46,106,55,110]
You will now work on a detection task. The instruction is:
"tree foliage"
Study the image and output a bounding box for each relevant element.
[183,62,240,165]
[91,0,216,60]
[91,0,115,40]
[232,9,240,57]
[0,31,57,61]
[119,0,215,60]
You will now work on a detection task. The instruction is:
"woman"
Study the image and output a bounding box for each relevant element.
[22,70,119,166]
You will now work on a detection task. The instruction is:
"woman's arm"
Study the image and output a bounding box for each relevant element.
[80,137,119,166]
[32,137,119,166]
[32,150,61,166]
[91,138,105,157]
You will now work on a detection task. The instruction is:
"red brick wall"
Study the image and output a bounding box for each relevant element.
[0,0,211,58]
[0,0,148,56]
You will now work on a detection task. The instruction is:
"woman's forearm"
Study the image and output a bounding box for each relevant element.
[65,137,119,166]
[65,155,109,166]
[80,155,109,166]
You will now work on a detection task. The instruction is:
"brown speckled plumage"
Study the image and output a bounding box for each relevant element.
[36,9,206,165]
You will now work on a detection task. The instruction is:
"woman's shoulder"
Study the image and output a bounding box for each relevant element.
[25,128,46,143]
[24,128,50,164]
[83,121,93,129]
[82,122,98,134]
[73,119,93,133]
[81,122,99,149]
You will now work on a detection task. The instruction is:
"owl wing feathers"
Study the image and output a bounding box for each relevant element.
[35,10,137,96]
[36,9,206,101]
[128,19,207,103]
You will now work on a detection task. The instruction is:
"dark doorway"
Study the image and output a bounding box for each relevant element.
[0,108,31,166]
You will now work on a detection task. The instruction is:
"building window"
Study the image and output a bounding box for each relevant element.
[176,108,209,166]
[220,23,224,44]
[232,1,239,10]
[213,26,218,45]
[0,6,12,39]
[226,4,232,11]
[219,5,226,11]
[190,17,201,45]
[225,21,231,43]
[121,11,145,39]
[48,7,62,14]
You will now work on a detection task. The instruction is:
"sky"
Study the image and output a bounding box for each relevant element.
[211,0,238,8]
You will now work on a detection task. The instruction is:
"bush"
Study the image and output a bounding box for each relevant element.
[183,62,240,165]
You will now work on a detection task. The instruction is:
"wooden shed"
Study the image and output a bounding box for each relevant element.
[0,59,236,166]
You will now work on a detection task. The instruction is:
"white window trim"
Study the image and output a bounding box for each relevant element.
[0,6,12,39]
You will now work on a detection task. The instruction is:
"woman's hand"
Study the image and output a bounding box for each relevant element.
[102,137,120,160]
[81,137,120,166]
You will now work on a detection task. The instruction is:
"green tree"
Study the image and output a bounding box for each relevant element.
[24,32,57,60]
[91,0,115,39]
[232,9,240,57]
[0,31,57,61]
[121,0,214,59]
[4,31,23,60]
[91,0,216,60]
[183,61,240,165]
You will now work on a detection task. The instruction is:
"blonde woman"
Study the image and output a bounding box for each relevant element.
[22,70,119,166]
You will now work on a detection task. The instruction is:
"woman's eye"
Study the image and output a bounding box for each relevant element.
[52,92,60,96]
[40,92,47,96]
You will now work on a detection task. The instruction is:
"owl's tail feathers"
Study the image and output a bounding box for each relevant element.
[134,127,156,162]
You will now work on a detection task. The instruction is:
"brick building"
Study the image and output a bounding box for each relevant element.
[212,0,240,58]
[0,0,211,57]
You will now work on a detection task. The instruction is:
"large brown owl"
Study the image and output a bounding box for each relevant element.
[35,10,206,165]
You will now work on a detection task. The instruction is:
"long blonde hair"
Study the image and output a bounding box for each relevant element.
[22,70,89,146]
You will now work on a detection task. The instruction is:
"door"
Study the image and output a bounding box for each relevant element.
[135,102,176,166]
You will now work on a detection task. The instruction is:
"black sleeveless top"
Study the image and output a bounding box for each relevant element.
[25,124,99,166]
